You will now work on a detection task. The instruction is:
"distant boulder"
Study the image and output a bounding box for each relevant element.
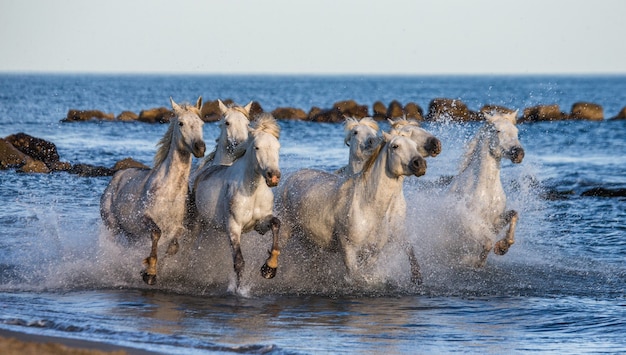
[333,100,368,118]
[17,159,49,174]
[62,109,115,122]
[387,100,404,119]
[249,101,264,120]
[69,163,113,177]
[271,107,307,120]
[138,107,174,124]
[372,101,387,120]
[5,132,62,169]
[570,102,603,121]
[116,111,139,121]
[426,98,476,122]
[480,105,516,116]
[611,106,626,120]
[112,157,150,172]
[520,104,567,123]
[404,102,424,120]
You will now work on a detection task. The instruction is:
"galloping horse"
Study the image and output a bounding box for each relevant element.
[203,99,252,167]
[277,133,427,284]
[100,97,206,285]
[388,117,442,158]
[192,113,282,291]
[446,110,524,267]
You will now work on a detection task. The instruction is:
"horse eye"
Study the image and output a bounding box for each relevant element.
[225,121,230,126]
[353,131,358,135]
[391,144,399,149]
[178,122,184,127]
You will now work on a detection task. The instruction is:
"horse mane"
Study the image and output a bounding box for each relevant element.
[360,139,385,175]
[251,113,280,139]
[224,104,251,120]
[389,116,420,131]
[154,103,200,167]
[457,123,491,172]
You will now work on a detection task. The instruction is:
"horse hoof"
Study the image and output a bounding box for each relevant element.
[494,240,510,255]
[260,263,277,279]
[141,271,157,285]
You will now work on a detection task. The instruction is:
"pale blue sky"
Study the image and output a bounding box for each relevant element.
[1,0,624,75]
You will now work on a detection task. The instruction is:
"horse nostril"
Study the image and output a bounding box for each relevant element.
[194,141,206,157]
[511,146,524,163]
[411,156,427,176]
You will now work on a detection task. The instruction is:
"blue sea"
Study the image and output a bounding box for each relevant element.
[0,74,625,354]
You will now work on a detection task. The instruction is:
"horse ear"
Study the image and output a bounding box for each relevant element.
[508,110,519,125]
[382,131,393,142]
[244,101,253,115]
[218,99,228,114]
[196,96,203,110]
[484,112,496,123]
[170,97,181,112]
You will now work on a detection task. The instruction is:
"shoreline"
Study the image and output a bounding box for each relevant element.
[0,328,161,355]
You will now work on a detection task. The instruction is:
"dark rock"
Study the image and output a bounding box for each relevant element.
[249,101,264,120]
[272,107,308,120]
[5,132,61,167]
[404,102,424,120]
[69,163,114,177]
[570,102,603,121]
[116,111,139,121]
[520,104,567,123]
[581,187,626,198]
[200,99,234,122]
[137,107,174,124]
[387,100,404,119]
[333,100,368,118]
[372,101,387,120]
[17,159,49,174]
[426,98,473,122]
[112,157,149,171]
[62,109,115,122]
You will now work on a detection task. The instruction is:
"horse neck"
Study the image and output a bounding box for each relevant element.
[455,131,502,192]
[230,144,263,190]
[348,146,365,174]
[153,139,193,190]
[355,145,404,206]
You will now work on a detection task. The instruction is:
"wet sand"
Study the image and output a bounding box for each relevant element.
[0,328,160,355]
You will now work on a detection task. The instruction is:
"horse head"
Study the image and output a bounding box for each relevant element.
[485,110,524,164]
[218,99,252,154]
[170,97,206,158]
[381,131,427,177]
[344,116,381,161]
[249,113,281,187]
[389,117,442,157]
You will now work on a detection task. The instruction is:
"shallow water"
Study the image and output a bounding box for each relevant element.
[0,74,625,354]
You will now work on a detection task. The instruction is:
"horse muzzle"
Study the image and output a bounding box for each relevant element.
[265,170,281,187]
[193,140,206,158]
[509,146,524,164]
[426,137,442,157]
[410,156,427,177]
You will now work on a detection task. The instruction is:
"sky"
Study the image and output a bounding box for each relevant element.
[1,0,625,75]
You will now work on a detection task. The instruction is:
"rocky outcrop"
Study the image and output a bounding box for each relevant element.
[387,100,404,119]
[372,101,387,120]
[116,111,139,121]
[519,105,567,123]
[426,98,480,122]
[271,107,308,120]
[611,106,626,120]
[0,138,30,169]
[4,132,69,171]
[62,109,115,122]
[137,107,174,124]
[404,102,424,120]
[570,102,603,121]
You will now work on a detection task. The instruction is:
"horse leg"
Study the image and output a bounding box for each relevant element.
[494,210,518,255]
[228,228,245,289]
[258,216,281,279]
[403,243,422,285]
[141,217,161,285]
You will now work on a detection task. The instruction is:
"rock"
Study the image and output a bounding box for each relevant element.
[69,163,113,177]
[581,187,626,198]
[249,101,264,120]
[611,106,626,120]
[17,159,49,173]
[5,133,61,167]
[404,102,424,120]
[200,99,235,122]
[112,157,150,171]
[372,101,387,120]
[480,105,516,116]
[387,100,404,119]
[570,102,603,121]
[116,111,139,121]
[137,107,174,124]
[61,109,115,122]
[0,138,28,169]
[520,104,566,123]
[333,100,368,118]
[426,98,473,122]
[271,107,308,120]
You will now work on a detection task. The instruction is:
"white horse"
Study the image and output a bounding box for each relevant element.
[335,117,381,176]
[100,97,206,285]
[388,117,442,158]
[192,113,282,290]
[445,110,524,267]
[277,133,427,284]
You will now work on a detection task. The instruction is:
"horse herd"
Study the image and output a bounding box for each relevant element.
[100,97,525,292]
